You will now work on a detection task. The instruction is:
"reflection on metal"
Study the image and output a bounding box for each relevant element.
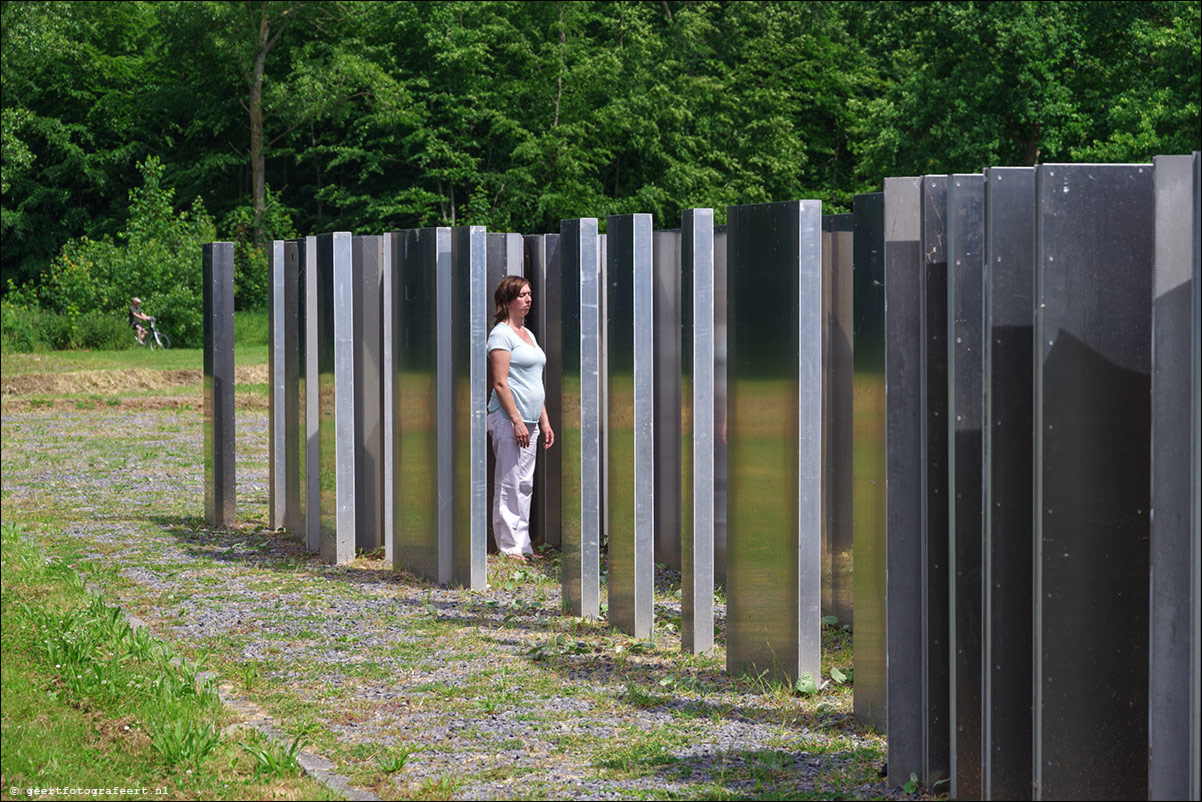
[394,228,449,579]
[821,214,854,626]
[725,200,822,686]
[1149,153,1201,802]
[449,226,488,589]
[654,229,682,572]
[203,242,236,528]
[559,219,601,618]
[314,235,338,560]
[884,177,924,785]
[1034,164,1154,800]
[331,231,356,564]
[486,234,526,553]
[352,236,385,553]
[681,209,715,653]
[982,166,1034,801]
[946,173,984,800]
[607,214,656,639]
[714,225,728,584]
[526,234,562,550]
[920,175,950,786]
[851,191,886,733]
[269,240,302,535]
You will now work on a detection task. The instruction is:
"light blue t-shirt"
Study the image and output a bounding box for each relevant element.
[487,323,546,424]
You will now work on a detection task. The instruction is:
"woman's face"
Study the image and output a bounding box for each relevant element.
[507,283,532,320]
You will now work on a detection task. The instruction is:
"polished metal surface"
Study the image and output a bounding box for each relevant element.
[485,233,526,553]
[331,231,356,564]
[714,225,727,584]
[526,233,562,550]
[851,191,887,733]
[883,177,924,784]
[946,173,984,800]
[654,228,682,572]
[394,228,450,579]
[822,214,854,626]
[920,175,950,786]
[725,200,823,686]
[382,234,395,565]
[981,166,1034,801]
[203,242,236,528]
[352,235,384,553]
[314,234,338,560]
[1148,153,1201,802]
[269,240,302,535]
[606,214,656,639]
[284,240,304,537]
[449,226,488,589]
[1034,164,1154,801]
[681,209,715,653]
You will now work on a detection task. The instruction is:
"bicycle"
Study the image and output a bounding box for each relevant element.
[135,316,171,350]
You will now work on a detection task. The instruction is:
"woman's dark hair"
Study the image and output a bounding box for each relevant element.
[493,276,531,325]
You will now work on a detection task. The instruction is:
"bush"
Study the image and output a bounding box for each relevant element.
[1,301,41,353]
[74,310,134,350]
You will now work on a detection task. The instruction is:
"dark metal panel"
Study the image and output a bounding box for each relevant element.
[725,199,823,686]
[606,214,656,639]
[654,229,683,572]
[852,191,887,733]
[526,233,563,550]
[1034,164,1154,801]
[352,235,384,553]
[270,240,302,536]
[714,225,728,585]
[947,173,985,800]
[203,242,236,528]
[681,209,714,653]
[485,233,526,554]
[382,234,395,565]
[884,177,924,784]
[314,235,338,561]
[920,175,951,786]
[1148,153,1202,802]
[560,219,601,618]
[822,214,855,626]
[982,166,1035,801]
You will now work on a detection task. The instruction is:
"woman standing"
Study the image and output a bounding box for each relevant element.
[487,276,555,561]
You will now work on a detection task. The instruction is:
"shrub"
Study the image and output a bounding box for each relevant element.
[1,301,40,353]
[75,309,134,350]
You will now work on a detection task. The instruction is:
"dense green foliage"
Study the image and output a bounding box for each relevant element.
[2,0,1198,340]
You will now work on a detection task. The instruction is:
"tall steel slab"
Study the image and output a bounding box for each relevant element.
[302,236,322,554]
[607,214,656,639]
[714,225,728,585]
[883,177,924,784]
[1148,153,1201,802]
[1034,164,1154,800]
[351,235,385,553]
[449,226,488,589]
[485,233,526,553]
[681,209,715,653]
[946,173,984,800]
[654,229,683,572]
[982,167,1034,801]
[559,219,602,618]
[382,235,395,565]
[393,228,450,579]
[920,175,951,786]
[330,232,357,564]
[526,233,562,550]
[269,240,302,535]
[725,200,823,686]
[822,214,854,626]
[203,242,236,528]
[852,191,887,733]
[313,234,340,561]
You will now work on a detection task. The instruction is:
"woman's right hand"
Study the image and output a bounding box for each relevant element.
[512,418,530,448]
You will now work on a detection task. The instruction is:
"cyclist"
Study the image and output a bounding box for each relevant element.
[129,297,152,344]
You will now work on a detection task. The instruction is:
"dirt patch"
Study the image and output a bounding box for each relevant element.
[1,394,267,413]
[1,365,267,397]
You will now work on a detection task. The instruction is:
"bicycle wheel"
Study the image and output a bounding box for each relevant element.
[158,332,171,349]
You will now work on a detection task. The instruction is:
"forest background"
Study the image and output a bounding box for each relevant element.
[2,0,1199,349]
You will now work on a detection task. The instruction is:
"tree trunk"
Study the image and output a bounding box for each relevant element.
[249,17,268,250]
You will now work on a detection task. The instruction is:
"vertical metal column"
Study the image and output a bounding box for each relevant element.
[302,236,322,554]
[1034,164,1154,801]
[884,177,924,784]
[382,233,396,566]
[725,200,822,686]
[606,214,656,639]
[1148,152,1201,802]
[331,231,356,564]
[526,233,563,550]
[714,225,728,585]
[314,234,340,561]
[852,191,887,733]
[203,242,236,528]
[559,219,601,618]
[982,166,1035,801]
[486,233,526,553]
[946,173,984,800]
[449,226,488,589]
[822,214,854,626]
[681,209,714,653]
[351,235,385,553]
[269,239,302,534]
[654,228,682,572]
[920,175,951,786]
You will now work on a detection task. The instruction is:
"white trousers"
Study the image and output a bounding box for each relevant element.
[488,408,540,555]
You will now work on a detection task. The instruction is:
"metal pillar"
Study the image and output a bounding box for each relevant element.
[884,177,924,785]
[681,209,715,653]
[822,214,854,626]
[982,166,1035,801]
[382,234,395,565]
[486,233,525,554]
[654,228,683,572]
[947,173,984,800]
[1034,164,1154,801]
[269,239,302,534]
[852,191,887,733]
[1149,152,1201,802]
[330,231,356,564]
[351,235,386,553]
[302,236,322,554]
[526,233,562,550]
[203,242,236,528]
[725,199,823,686]
[714,224,728,585]
[313,234,341,561]
[559,219,602,618]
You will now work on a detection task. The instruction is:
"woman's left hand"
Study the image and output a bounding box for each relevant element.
[542,424,555,450]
